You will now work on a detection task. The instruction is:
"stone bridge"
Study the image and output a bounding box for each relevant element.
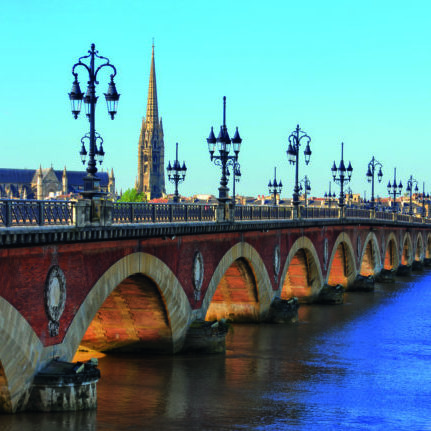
[1,202,431,412]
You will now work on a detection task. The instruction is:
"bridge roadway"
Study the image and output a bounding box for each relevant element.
[0,200,431,412]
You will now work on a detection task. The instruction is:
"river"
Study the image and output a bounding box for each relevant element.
[2,271,431,430]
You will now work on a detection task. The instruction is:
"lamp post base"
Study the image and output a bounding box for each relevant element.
[81,175,107,200]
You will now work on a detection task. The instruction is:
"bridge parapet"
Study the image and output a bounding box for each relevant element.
[1,199,430,231]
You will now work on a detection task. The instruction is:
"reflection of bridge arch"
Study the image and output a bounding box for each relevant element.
[62,252,192,358]
[359,232,382,276]
[384,232,399,270]
[327,233,357,287]
[279,237,323,301]
[415,233,424,261]
[0,297,44,413]
[202,242,272,322]
[401,232,413,266]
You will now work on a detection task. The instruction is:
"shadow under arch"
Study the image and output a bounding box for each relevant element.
[327,233,357,288]
[279,236,323,302]
[415,233,424,261]
[401,232,413,266]
[60,252,192,358]
[359,232,382,276]
[202,242,273,322]
[383,232,399,270]
[0,297,44,413]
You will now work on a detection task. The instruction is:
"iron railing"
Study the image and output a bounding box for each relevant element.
[112,202,217,224]
[0,199,429,228]
[0,200,74,227]
[301,207,339,219]
[234,205,292,221]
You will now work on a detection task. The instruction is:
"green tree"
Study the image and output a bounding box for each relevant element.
[118,188,147,202]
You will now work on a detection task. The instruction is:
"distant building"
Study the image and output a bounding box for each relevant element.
[0,166,115,200]
[135,43,166,200]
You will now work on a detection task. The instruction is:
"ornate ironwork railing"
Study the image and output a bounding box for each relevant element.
[0,199,430,228]
[0,200,74,227]
[234,205,292,221]
[112,203,217,224]
[345,208,372,219]
[301,207,339,219]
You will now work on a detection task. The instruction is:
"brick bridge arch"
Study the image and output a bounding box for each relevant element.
[0,297,44,413]
[383,232,399,270]
[415,233,424,261]
[202,242,273,322]
[327,233,357,287]
[279,236,324,302]
[61,252,192,358]
[359,232,382,276]
[426,233,431,259]
[401,232,413,265]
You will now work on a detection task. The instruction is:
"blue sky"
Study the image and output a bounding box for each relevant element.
[1,0,430,199]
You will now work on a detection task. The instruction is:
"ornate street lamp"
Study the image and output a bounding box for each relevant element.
[268,167,282,205]
[418,182,429,218]
[206,96,242,203]
[299,175,311,208]
[167,142,187,203]
[228,162,241,206]
[406,175,419,216]
[346,187,353,207]
[331,142,353,208]
[387,168,403,213]
[69,43,120,199]
[324,182,336,209]
[286,125,311,212]
[366,156,383,209]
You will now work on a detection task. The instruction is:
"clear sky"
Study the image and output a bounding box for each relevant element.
[1,0,430,199]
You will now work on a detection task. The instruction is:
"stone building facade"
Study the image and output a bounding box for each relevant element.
[0,167,115,200]
[135,44,166,199]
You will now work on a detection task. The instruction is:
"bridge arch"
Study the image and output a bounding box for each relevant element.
[279,236,324,302]
[400,232,413,266]
[327,233,357,288]
[415,233,424,261]
[202,242,272,322]
[61,252,192,358]
[426,233,431,259]
[359,232,382,276]
[0,297,44,413]
[383,232,399,270]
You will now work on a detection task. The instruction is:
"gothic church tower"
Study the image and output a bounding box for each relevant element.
[135,44,165,198]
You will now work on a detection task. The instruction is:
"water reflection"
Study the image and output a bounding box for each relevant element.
[3,272,431,430]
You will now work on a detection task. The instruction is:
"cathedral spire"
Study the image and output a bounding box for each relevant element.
[146,42,158,128]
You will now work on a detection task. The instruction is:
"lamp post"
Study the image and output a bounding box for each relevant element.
[286,125,311,215]
[228,162,241,206]
[387,168,403,213]
[406,175,419,216]
[324,182,336,209]
[346,187,353,207]
[331,142,353,210]
[419,182,429,218]
[167,142,187,203]
[68,43,120,199]
[299,175,311,208]
[268,167,282,205]
[366,156,383,210]
[206,97,242,204]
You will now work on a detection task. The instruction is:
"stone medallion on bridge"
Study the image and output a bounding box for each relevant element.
[193,251,204,301]
[273,245,281,282]
[44,265,66,337]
